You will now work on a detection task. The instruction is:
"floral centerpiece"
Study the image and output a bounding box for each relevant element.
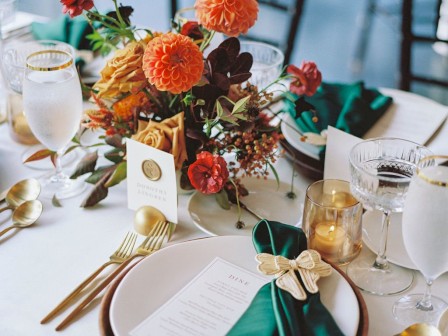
[28,0,322,210]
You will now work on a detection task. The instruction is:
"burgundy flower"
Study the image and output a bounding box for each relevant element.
[60,0,94,18]
[188,152,229,194]
[288,61,322,96]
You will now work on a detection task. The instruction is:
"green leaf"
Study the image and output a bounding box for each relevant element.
[105,162,127,187]
[215,190,231,210]
[215,100,223,117]
[104,147,126,163]
[23,149,54,163]
[80,170,114,207]
[52,194,62,208]
[221,116,239,125]
[64,145,79,155]
[85,166,116,184]
[105,134,124,148]
[70,151,99,179]
[232,96,250,114]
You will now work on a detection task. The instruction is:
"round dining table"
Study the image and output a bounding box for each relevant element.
[0,88,448,336]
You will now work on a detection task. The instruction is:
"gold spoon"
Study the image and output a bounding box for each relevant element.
[395,323,442,336]
[134,205,166,236]
[0,200,43,237]
[0,178,41,213]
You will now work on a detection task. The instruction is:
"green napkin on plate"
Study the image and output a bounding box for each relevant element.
[31,15,92,50]
[286,81,393,139]
[228,220,343,336]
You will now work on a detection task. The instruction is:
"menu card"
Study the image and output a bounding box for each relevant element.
[130,257,268,336]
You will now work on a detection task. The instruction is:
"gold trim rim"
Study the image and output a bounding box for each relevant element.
[416,155,448,187]
[26,50,73,71]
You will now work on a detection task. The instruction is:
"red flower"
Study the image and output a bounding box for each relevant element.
[188,152,229,194]
[288,61,322,96]
[180,21,204,41]
[60,0,94,18]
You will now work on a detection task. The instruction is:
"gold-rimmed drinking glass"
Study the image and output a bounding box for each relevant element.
[22,50,85,199]
[393,155,448,326]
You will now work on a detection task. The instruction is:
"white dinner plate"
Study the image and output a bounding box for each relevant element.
[280,113,324,161]
[362,211,416,270]
[187,177,302,236]
[110,236,360,336]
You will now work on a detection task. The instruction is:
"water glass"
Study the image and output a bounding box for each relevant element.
[302,179,363,265]
[393,155,448,326]
[239,41,284,90]
[23,49,84,199]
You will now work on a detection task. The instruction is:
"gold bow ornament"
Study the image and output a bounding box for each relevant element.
[256,250,332,301]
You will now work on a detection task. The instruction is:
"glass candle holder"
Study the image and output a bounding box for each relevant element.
[7,92,39,145]
[302,179,363,265]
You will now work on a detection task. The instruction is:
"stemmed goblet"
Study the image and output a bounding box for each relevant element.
[22,50,85,199]
[347,138,433,295]
[393,155,448,325]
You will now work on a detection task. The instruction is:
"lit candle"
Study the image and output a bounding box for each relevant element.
[312,222,346,255]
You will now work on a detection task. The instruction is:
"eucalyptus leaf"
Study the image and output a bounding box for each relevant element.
[215,190,231,210]
[85,165,116,184]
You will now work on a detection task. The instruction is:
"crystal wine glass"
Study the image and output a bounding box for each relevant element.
[347,138,433,295]
[393,155,448,325]
[22,50,85,199]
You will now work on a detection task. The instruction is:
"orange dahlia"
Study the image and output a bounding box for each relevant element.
[142,33,204,94]
[194,0,258,37]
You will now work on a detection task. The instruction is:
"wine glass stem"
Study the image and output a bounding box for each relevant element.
[51,150,66,182]
[417,279,434,312]
[373,211,391,270]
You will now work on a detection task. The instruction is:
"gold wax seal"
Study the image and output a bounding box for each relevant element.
[142,159,162,181]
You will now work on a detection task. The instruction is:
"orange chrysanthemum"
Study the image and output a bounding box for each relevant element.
[142,33,204,94]
[194,0,258,37]
[112,92,150,121]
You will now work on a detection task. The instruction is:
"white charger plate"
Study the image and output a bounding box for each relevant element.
[187,177,302,236]
[362,211,416,270]
[109,236,360,336]
[281,113,323,161]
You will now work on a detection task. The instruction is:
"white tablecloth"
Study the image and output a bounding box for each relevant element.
[0,89,448,336]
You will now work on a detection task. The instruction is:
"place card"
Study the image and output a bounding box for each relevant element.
[130,257,268,336]
[127,138,178,223]
[324,126,362,182]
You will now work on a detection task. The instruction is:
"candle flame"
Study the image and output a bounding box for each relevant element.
[329,225,335,234]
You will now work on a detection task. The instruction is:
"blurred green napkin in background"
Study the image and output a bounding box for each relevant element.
[228,220,344,336]
[285,81,393,139]
[31,15,92,50]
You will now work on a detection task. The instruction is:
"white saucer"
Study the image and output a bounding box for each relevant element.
[362,211,416,270]
[110,236,360,336]
[187,177,302,236]
[280,113,323,161]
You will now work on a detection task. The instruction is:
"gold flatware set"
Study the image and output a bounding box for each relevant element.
[38,206,174,331]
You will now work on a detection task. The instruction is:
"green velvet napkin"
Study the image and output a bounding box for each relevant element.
[228,220,344,336]
[286,81,392,138]
[31,15,92,50]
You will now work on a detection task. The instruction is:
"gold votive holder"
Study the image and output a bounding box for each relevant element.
[302,179,362,265]
[7,93,40,145]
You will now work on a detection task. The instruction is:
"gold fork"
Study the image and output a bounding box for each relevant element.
[55,220,174,331]
[41,231,138,324]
